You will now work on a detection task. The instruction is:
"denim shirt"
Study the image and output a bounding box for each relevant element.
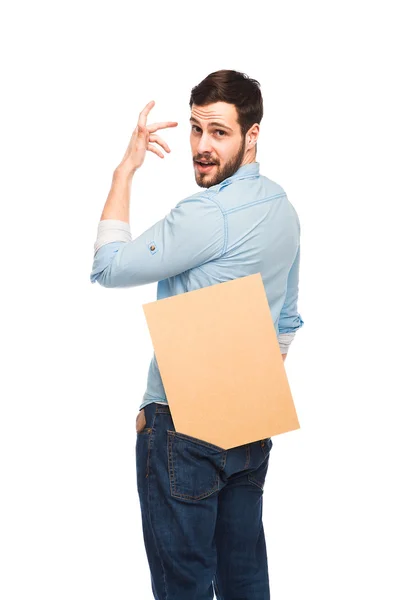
[90,162,304,410]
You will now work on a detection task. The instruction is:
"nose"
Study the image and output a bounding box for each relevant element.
[197,131,213,155]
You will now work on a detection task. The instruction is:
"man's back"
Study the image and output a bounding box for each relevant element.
[134,162,304,408]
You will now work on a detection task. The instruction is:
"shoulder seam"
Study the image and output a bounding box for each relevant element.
[205,189,228,256]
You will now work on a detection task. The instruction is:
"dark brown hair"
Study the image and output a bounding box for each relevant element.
[189,69,263,138]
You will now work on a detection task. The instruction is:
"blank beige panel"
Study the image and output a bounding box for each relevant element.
[142,273,300,449]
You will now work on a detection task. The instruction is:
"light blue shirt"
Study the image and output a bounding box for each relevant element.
[90,162,304,410]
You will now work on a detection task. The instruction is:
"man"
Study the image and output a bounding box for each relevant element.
[90,69,304,599]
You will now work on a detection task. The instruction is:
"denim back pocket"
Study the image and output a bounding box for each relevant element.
[167,430,227,502]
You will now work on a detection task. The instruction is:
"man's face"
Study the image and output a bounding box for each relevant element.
[190,102,248,188]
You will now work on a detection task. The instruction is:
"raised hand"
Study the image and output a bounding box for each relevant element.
[118,101,178,175]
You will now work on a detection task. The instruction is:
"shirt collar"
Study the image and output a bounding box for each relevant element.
[229,161,260,181]
[208,162,260,190]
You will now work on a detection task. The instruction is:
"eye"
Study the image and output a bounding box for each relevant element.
[215,130,226,137]
[191,125,201,133]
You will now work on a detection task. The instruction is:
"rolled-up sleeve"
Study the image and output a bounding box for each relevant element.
[94,219,132,254]
[90,194,226,288]
[278,244,304,351]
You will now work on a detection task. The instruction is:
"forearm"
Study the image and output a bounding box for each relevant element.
[100,166,134,223]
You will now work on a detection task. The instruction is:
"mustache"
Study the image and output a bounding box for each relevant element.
[194,156,218,164]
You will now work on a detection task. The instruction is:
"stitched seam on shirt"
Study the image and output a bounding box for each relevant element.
[205,190,228,257]
[224,193,286,215]
[219,174,259,189]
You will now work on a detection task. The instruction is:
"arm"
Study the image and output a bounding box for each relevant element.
[277,244,304,355]
[100,166,133,224]
[90,195,225,287]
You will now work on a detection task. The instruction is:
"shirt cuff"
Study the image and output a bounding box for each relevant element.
[94,219,132,254]
[278,332,296,354]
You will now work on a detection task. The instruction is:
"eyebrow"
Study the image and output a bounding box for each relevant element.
[189,117,234,132]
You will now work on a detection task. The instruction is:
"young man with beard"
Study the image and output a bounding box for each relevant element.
[90,69,304,599]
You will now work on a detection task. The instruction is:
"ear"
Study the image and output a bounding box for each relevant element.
[247,124,260,148]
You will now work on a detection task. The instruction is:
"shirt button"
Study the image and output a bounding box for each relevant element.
[150,245,155,251]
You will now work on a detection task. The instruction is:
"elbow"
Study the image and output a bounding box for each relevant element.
[89,243,124,288]
[90,266,141,288]
[90,267,116,288]
[289,314,305,333]
[279,312,304,335]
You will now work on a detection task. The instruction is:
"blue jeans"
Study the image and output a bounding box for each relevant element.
[136,401,273,600]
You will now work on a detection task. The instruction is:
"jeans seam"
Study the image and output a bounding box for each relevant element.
[145,408,157,478]
[244,444,250,469]
[261,438,273,460]
[218,452,227,492]
[146,409,168,598]
[248,473,265,490]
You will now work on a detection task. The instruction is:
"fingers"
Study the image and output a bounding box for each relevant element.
[147,121,178,133]
[149,134,170,154]
[147,143,165,159]
[138,100,155,128]
[135,101,177,159]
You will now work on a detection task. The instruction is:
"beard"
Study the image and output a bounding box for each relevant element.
[194,135,246,188]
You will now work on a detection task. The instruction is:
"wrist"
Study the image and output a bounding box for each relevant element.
[114,162,136,179]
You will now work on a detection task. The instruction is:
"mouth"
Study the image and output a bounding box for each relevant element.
[195,160,217,174]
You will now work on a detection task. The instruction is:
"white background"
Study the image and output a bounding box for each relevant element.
[1,1,399,598]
